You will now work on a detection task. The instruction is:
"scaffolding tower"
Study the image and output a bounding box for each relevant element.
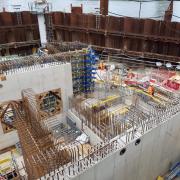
[72,48,98,95]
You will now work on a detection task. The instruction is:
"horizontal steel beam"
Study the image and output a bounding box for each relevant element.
[53,25,180,44]
[0,24,38,30]
[92,45,180,63]
[0,40,40,49]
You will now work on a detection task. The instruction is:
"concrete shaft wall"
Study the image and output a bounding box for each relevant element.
[0,131,19,150]
[0,63,73,149]
[72,113,180,180]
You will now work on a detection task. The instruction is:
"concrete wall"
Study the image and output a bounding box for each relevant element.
[0,130,19,150]
[72,112,180,180]
[0,63,73,111]
[0,63,73,150]
[67,110,103,145]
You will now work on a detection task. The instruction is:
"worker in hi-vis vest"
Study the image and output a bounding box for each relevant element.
[147,85,155,96]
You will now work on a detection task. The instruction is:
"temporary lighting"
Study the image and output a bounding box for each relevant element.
[176,65,180,70]
[166,63,172,68]
[156,62,162,67]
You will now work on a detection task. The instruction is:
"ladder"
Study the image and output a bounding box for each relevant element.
[46,13,54,42]
[95,11,100,29]
[16,12,22,25]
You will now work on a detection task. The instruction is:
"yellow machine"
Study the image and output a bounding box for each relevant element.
[91,95,119,108]
[157,176,164,180]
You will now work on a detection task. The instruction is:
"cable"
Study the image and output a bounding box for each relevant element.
[108,11,163,19]
[144,15,163,19]
[172,14,180,19]
[108,11,126,17]
[129,0,161,2]
[96,10,164,19]
[96,7,165,19]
